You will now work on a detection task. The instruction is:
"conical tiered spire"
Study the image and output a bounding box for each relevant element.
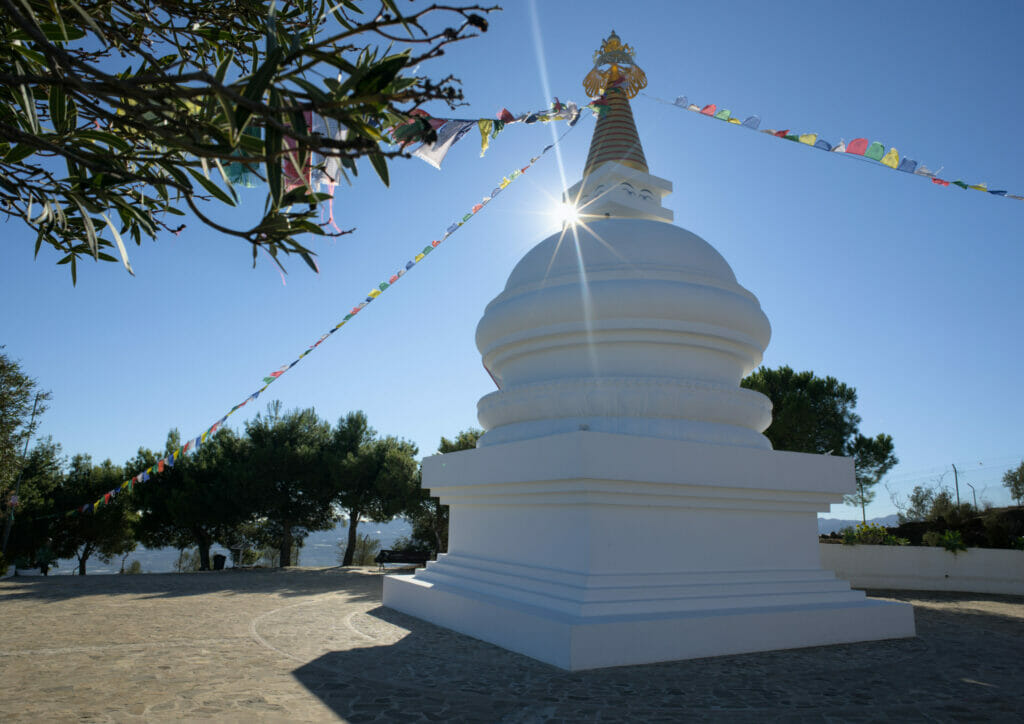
[566,32,673,224]
[582,31,649,176]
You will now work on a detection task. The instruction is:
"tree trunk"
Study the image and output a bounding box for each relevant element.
[342,511,360,566]
[77,544,92,575]
[279,523,293,567]
[195,528,212,571]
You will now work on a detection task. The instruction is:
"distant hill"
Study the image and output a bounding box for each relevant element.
[817,514,900,535]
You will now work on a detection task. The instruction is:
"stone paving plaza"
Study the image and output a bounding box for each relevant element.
[1,568,1022,722]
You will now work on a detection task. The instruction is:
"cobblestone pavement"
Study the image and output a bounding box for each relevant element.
[1,568,1022,722]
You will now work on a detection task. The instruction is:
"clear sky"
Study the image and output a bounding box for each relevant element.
[2,0,1022,519]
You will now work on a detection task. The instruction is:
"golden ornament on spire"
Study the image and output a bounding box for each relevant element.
[582,30,648,99]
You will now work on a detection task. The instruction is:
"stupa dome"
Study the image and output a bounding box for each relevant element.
[475,217,773,448]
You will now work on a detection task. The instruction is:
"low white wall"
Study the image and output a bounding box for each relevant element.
[820,543,1024,595]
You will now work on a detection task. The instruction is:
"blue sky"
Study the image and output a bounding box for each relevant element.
[2,0,1022,518]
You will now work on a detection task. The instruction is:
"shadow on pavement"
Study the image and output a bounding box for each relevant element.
[0,566,381,603]
[293,597,1024,723]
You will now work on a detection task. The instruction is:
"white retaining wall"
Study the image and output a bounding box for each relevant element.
[820,543,1024,595]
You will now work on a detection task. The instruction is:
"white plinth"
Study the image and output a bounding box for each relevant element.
[382,431,915,670]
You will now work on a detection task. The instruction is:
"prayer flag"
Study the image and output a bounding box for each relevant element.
[674,96,688,107]
[478,119,494,157]
[798,133,817,146]
[897,158,918,173]
[368,289,381,298]
[714,109,732,121]
[846,138,869,155]
[158,459,165,473]
[880,147,900,168]
[864,142,885,161]
[968,183,988,191]
[814,140,833,151]
[742,115,761,130]
[497,108,515,123]
[914,165,937,177]
[952,180,968,189]
[700,104,717,116]
[774,130,790,138]
[989,190,1007,196]
[413,121,475,169]
[832,140,847,153]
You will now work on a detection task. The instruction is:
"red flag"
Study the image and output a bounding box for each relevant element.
[932,178,951,187]
[774,130,790,138]
[497,108,515,123]
[846,138,869,155]
[700,104,717,116]
[158,459,165,473]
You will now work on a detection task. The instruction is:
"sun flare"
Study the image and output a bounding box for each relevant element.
[555,201,580,226]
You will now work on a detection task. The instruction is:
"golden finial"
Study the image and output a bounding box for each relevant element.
[583,30,648,99]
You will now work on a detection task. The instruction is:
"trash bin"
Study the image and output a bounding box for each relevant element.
[212,554,227,571]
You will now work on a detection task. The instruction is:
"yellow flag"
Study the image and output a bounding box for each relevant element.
[368,289,381,299]
[727,118,742,124]
[880,147,899,169]
[478,120,493,157]
[798,133,817,146]
[969,182,988,191]
[414,253,425,263]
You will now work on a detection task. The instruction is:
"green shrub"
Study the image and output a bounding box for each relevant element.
[939,529,967,554]
[338,533,381,566]
[922,530,943,547]
[840,523,909,546]
[1011,537,1024,552]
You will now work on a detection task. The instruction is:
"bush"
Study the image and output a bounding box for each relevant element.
[841,523,909,546]
[122,560,143,575]
[338,533,381,566]
[939,529,967,554]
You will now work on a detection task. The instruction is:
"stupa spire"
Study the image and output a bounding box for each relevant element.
[582,31,649,176]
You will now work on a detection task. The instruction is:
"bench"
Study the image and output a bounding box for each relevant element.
[375,549,431,572]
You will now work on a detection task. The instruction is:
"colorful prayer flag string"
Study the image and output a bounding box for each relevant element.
[57,119,584,520]
[647,94,1023,202]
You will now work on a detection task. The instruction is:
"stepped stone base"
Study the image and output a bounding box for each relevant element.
[382,431,916,671]
[384,571,915,671]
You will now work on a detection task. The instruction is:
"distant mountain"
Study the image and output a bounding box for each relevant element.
[817,514,900,535]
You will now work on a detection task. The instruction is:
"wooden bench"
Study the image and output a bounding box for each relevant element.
[375,549,431,572]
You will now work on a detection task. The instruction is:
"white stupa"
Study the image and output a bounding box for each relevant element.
[384,33,914,670]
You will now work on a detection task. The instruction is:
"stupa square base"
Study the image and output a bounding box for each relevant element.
[384,573,915,671]
[381,432,915,669]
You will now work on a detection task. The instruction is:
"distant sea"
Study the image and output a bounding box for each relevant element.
[9,518,412,576]
[9,514,902,576]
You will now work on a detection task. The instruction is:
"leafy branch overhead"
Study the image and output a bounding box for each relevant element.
[0,0,494,282]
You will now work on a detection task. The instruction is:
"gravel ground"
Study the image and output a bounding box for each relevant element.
[1,567,1022,722]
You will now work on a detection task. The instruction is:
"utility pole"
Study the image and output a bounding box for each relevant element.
[966,482,978,510]
[2,392,42,555]
[951,463,961,508]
